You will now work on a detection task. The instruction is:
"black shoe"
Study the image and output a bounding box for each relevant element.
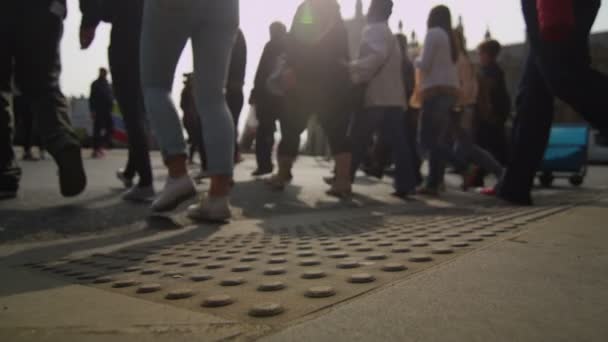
[54,144,87,197]
[252,167,273,177]
[497,189,533,206]
[391,191,415,201]
[0,163,20,200]
[362,166,384,180]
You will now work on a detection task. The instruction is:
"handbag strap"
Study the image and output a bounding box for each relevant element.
[369,35,397,82]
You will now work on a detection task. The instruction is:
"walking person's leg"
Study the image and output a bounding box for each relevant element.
[226,87,244,161]
[418,95,458,195]
[15,1,86,197]
[110,15,154,201]
[103,109,114,150]
[349,108,382,182]
[92,110,103,156]
[15,96,35,160]
[106,109,115,149]
[0,18,21,198]
[453,106,504,189]
[382,107,416,196]
[497,51,553,205]
[253,108,275,175]
[186,0,239,221]
[269,97,309,190]
[405,108,423,185]
[498,0,608,205]
[141,0,196,212]
[319,102,352,198]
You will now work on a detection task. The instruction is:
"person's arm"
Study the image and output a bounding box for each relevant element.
[79,0,103,49]
[415,29,438,72]
[350,25,390,84]
[227,30,247,90]
[250,43,272,104]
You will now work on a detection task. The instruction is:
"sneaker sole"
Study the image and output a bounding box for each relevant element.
[152,191,196,213]
[187,211,231,224]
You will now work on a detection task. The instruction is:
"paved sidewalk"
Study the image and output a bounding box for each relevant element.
[1,151,607,341]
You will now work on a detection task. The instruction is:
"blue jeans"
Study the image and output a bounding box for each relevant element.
[418,94,458,189]
[453,106,504,178]
[499,0,608,202]
[351,107,417,194]
[140,0,238,175]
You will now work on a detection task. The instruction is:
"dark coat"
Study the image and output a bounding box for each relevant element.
[227,29,247,90]
[89,77,114,113]
[477,63,511,126]
[251,39,286,111]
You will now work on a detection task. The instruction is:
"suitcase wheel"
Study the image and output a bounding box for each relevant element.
[539,173,554,188]
[569,175,584,187]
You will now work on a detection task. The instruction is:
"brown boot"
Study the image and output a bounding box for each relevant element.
[266,156,294,191]
[327,153,352,198]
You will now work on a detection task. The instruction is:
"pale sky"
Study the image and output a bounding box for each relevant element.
[61,0,608,112]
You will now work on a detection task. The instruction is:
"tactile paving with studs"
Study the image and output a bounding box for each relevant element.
[22,205,578,325]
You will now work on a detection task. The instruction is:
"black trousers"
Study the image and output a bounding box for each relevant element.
[1,1,79,184]
[255,105,280,170]
[499,0,608,202]
[108,8,153,186]
[14,95,42,153]
[92,108,113,150]
[278,85,351,158]
[226,87,244,154]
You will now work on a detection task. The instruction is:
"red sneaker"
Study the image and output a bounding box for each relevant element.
[479,187,497,196]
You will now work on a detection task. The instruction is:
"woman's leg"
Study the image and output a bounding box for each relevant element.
[318,102,352,197]
[270,94,310,189]
[419,95,457,191]
[190,0,238,199]
[140,0,195,211]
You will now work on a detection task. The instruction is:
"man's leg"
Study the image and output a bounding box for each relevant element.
[349,108,382,182]
[226,88,244,158]
[14,1,86,197]
[254,108,275,173]
[110,20,153,188]
[534,0,608,135]
[382,107,416,194]
[92,112,103,153]
[0,17,21,197]
[498,51,554,205]
[15,96,34,159]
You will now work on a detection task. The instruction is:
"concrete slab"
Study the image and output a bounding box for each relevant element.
[262,204,608,342]
[0,266,268,342]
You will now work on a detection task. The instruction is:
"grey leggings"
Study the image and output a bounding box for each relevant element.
[140,0,238,175]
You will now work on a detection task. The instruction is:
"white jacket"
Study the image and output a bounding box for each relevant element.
[350,22,408,109]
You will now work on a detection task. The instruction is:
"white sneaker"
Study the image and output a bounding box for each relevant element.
[151,175,196,212]
[187,196,232,223]
[122,185,155,203]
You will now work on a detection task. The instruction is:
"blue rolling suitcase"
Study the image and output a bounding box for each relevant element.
[538,124,589,187]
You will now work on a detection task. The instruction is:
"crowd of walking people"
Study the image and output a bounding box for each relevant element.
[1,0,607,222]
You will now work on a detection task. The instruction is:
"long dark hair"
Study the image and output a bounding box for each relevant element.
[427,5,458,63]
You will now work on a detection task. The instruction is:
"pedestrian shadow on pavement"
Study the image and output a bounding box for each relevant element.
[0,221,222,298]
